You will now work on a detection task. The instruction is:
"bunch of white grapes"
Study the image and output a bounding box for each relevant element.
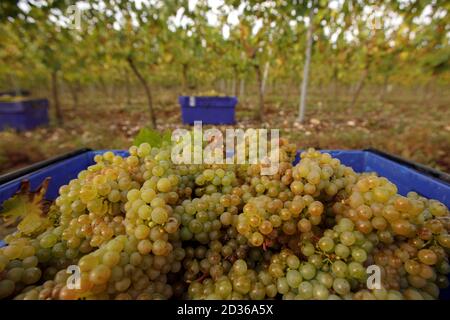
[0,140,449,300]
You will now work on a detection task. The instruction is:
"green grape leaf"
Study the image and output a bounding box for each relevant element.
[161,131,172,146]
[0,178,53,237]
[133,128,172,148]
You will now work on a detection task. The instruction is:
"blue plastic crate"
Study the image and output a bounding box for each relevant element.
[0,98,49,131]
[179,96,237,125]
[0,149,449,299]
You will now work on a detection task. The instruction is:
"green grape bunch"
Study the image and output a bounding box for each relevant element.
[0,140,449,300]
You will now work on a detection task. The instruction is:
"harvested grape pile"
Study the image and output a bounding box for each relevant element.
[0,139,449,300]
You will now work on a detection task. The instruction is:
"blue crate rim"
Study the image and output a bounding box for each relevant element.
[0,148,93,186]
[178,95,238,106]
[0,148,448,189]
[179,95,238,98]
[0,98,50,112]
[364,148,450,184]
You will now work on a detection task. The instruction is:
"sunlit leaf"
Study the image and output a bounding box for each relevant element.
[133,128,172,148]
[0,178,53,237]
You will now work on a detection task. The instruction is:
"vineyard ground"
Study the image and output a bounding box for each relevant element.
[0,86,449,175]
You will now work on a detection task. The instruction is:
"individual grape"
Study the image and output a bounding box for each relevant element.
[318,237,334,253]
[127,189,141,202]
[308,201,324,216]
[102,251,121,267]
[233,259,248,276]
[22,256,38,269]
[0,256,8,272]
[340,231,356,246]
[290,181,304,195]
[331,261,348,278]
[157,178,172,193]
[276,277,289,294]
[300,263,316,280]
[215,279,233,298]
[3,245,22,260]
[151,207,169,224]
[233,276,251,295]
[108,190,121,203]
[79,255,99,272]
[89,265,111,285]
[286,255,300,269]
[286,270,302,288]
[134,225,150,240]
[141,188,156,203]
[7,267,24,282]
[348,262,365,280]
[297,218,311,232]
[312,283,329,300]
[437,234,450,248]
[334,244,350,259]
[259,220,273,235]
[220,212,233,226]
[301,243,315,257]
[0,280,15,299]
[250,232,264,247]
[298,281,313,299]
[333,278,350,296]
[351,248,368,263]
[22,267,42,285]
[418,249,437,266]
[79,186,97,203]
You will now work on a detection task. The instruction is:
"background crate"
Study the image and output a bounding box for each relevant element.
[0,98,49,131]
[179,96,237,125]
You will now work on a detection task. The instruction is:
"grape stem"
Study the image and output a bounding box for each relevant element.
[194,272,209,283]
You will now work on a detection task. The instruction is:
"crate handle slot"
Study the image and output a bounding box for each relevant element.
[189,96,196,107]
